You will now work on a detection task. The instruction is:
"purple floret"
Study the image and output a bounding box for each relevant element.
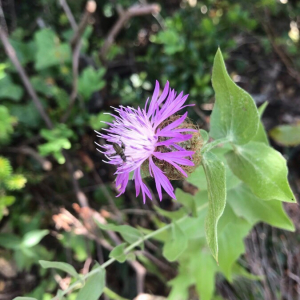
[95,81,196,203]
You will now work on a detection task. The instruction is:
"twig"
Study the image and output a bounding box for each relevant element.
[100,4,160,60]
[60,39,82,123]
[70,0,96,48]
[0,0,7,33]
[59,0,78,31]
[60,1,97,123]
[177,180,199,196]
[0,26,53,129]
[7,146,52,171]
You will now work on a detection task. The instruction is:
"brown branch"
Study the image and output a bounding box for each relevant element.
[60,1,97,123]
[59,0,78,31]
[177,180,199,196]
[0,26,53,129]
[70,0,96,48]
[7,146,52,171]
[100,4,160,60]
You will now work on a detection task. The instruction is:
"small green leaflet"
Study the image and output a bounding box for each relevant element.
[95,221,144,247]
[22,230,49,248]
[226,142,295,203]
[210,48,259,145]
[163,222,188,261]
[202,151,226,261]
[269,123,300,146]
[109,243,127,263]
[228,183,294,231]
[39,260,79,278]
[76,268,106,300]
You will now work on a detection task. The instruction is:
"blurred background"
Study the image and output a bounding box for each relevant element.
[0,0,300,299]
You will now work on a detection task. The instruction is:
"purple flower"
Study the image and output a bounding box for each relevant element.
[95,81,198,203]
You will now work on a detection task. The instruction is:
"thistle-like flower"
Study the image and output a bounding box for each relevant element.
[95,81,201,203]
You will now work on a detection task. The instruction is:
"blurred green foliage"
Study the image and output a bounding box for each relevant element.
[0,0,299,299]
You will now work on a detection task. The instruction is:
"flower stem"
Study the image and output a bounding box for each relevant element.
[51,202,208,299]
[201,137,231,154]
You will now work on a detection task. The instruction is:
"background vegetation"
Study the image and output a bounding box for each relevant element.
[0,0,300,299]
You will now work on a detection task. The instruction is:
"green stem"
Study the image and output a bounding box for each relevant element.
[51,202,208,299]
[201,137,231,154]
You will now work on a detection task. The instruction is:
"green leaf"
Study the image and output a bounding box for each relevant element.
[163,223,188,261]
[95,222,143,245]
[192,248,218,300]
[78,67,106,100]
[89,112,113,130]
[202,152,226,261]
[210,48,259,145]
[0,105,15,142]
[34,29,71,70]
[0,156,12,179]
[269,124,300,146]
[0,233,22,249]
[228,184,294,231]
[217,205,252,281]
[4,174,27,190]
[109,243,127,263]
[22,230,49,248]
[200,129,209,144]
[39,260,79,278]
[252,102,269,145]
[76,268,105,300]
[226,142,295,202]
[0,74,23,101]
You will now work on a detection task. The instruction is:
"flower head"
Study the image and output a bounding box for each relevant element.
[95,81,201,203]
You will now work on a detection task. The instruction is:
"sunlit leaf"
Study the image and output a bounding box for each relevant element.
[210,48,259,144]
[39,260,79,278]
[226,142,295,202]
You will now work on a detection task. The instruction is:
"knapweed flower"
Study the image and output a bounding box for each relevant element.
[95,81,202,203]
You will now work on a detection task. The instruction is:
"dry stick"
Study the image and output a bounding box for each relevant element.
[70,0,96,49]
[0,0,7,33]
[100,4,161,60]
[7,146,52,171]
[0,26,53,129]
[61,0,96,123]
[59,0,78,31]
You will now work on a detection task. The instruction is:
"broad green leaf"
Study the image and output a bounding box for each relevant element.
[96,222,143,245]
[76,268,105,300]
[186,165,207,190]
[218,206,252,281]
[163,223,187,261]
[0,74,23,101]
[269,124,300,146]
[22,230,49,248]
[154,205,186,221]
[168,268,193,300]
[202,152,226,261]
[0,233,22,249]
[39,260,79,278]
[192,249,218,300]
[109,243,127,263]
[226,142,295,202]
[210,48,259,145]
[78,67,106,100]
[34,29,71,70]
[252,102,269,145]
[176,189,198,217]
[228,184,294,231]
